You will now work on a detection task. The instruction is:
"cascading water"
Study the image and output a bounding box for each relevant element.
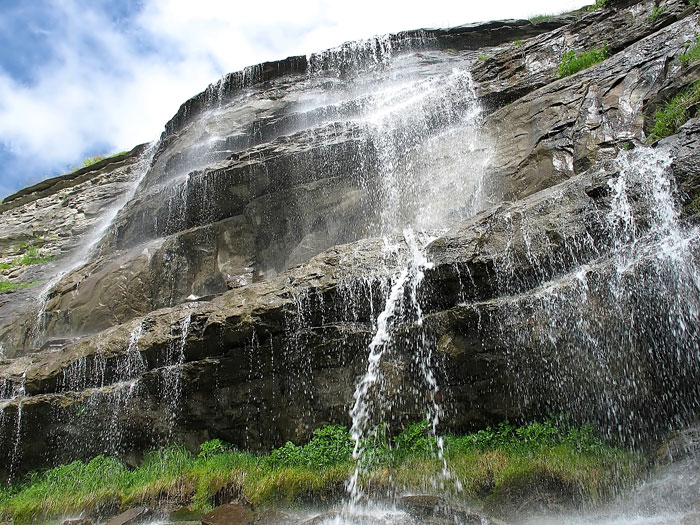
[162,313,191,435]
[31,143,157,348]
[307,45,492,520]
[482,146,700,445]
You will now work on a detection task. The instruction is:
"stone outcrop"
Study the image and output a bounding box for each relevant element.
[0,0,699,482]
[0,144,151,357]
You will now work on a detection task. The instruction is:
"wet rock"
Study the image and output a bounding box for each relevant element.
[658,423,700,464]
[104,506,151,525]
[0,144,152,357]
[201,503,255,525]
[254,509,296,524]
[301,511,339,525]
[682,512,700,525]
[482,7,700,200]
[397,495,483,523]
[62,519,94,525]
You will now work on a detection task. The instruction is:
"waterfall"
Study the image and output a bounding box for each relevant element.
[336,59,490,515]
[31,143,157,348]
[481,146,700,444]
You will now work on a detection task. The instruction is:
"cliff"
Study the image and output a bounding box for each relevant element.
[1,0,699,482]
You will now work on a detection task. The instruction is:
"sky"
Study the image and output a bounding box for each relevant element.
[0,0,590,199]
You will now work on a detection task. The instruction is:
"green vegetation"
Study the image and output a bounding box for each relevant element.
[0,420,645,524]
[682,195,700,215]
[0,240,54,270]
[513,40,524,46]
[71,150,129,173]
[648,4,667,22]
[680,34,700,66]
[529,14,555,22]
[648,80,700,141]
[0,281,39,292]
[588,0,609,10]
[557,43,609,78]
[477,55,491,61]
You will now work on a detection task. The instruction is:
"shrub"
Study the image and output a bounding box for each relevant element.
[557,43,609,77]
[264,425,353,469]
[198,439,230,460]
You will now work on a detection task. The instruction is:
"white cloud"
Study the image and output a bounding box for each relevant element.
[0,0,589,196]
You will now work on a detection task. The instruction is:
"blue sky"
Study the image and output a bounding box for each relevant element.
[0,0,589,199]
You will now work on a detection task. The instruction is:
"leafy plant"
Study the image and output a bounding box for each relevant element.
[557,43,609,78]
[648,80,700,141]
[264,425,353,469]
[393,420,437,459]
[198,439,230,460]
[513,40,524,46]
[0,240,54,270]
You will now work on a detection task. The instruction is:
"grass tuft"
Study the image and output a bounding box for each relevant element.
[71,150,129,173]
[588,0,609,10]
[557,43,609,78]
[648,80,700,141]
[680,34,700,66]
[648,5,667,22]
[0,241,54,270]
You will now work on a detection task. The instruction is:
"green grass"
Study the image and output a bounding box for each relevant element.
[529,14,556,22]
[0,281,39,292]
[648,5,666,22]
[648,80,700,141]
[0,244,54,270]
[680,34,700,65]
[557,43,609,78]
[71,150,129,173]
[0,420,646,524]
[588,0,609,10]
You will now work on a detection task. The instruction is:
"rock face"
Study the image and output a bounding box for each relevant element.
[1,0,700,480]
[0,144,151,358]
